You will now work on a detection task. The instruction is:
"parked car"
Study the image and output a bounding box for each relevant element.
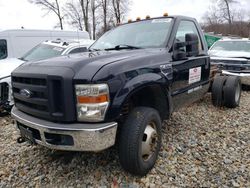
[11,15,241,176]
[209,38,250,86]
[0,39,94,112]
[0,29,89,60]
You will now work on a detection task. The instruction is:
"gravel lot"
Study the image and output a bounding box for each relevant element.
[0,92,249,187]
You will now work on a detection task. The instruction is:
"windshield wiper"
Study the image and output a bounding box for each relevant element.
[18,57,28,61]
[88,48,101,52]
[104,44,142,51]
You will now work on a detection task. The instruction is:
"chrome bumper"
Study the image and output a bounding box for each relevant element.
[11,107,118,151]
[222,70,250,85]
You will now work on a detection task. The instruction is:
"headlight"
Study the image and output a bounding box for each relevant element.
[75,84,109,122]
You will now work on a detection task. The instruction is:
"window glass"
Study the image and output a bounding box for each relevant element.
[90,18,173,50]
[175,21,203,53]
[21,44,66,61]
[210,41,250,52]
[68,47,87,54]
[0,40,7,60]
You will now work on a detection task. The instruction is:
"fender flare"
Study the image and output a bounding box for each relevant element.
[108,73,173,120]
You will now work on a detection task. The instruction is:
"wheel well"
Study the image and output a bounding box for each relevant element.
[120,85,170,121]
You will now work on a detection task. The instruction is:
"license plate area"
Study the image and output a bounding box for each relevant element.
[19,125,35,143]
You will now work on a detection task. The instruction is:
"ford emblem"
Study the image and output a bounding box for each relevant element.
[20,89,32,98]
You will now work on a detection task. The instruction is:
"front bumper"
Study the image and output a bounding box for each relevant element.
[222,70,250,85]
[11,107,118,151]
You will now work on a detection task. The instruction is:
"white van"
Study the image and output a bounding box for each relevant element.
[0,29,90,60]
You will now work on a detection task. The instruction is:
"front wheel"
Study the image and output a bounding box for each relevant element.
[118,107,162,176]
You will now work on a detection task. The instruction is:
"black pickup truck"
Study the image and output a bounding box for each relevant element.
[11,15,241,176]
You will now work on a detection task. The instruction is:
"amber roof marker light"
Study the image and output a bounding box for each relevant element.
[163,12,169,17]
[146,15,151,19]
[136,17,141,21]
[128,19,132,23]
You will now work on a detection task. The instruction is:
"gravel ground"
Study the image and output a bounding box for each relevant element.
[0,92,249,187]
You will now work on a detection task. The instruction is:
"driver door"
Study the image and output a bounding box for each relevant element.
[171,20,210,110]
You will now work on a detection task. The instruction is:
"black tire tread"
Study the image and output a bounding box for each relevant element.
[118,107,162,176]
[223,76,241,108]
[212,75,227,107]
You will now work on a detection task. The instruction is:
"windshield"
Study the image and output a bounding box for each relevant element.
[210,41,250,52]
[0,39,7,60]
[90,18,173,50]
[21,43,66,61]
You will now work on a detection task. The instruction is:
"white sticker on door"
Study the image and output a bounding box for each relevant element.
[189,67,201,84]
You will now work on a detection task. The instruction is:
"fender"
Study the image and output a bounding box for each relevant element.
[105,72,173,121]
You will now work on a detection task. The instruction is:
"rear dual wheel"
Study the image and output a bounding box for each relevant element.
[223,76,241,108]
[212,75,241,108]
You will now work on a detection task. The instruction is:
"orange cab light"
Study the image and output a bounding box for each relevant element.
[146,15,150,19]
[77,94,108,104]
[128,19,132,23]
[136,17,141,21]
[163,12,169,17]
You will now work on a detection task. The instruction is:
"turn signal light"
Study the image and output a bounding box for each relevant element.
[77,94,109,104]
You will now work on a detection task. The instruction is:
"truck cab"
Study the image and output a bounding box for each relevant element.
[11,15,210,176]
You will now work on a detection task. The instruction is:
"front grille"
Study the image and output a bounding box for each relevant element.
[12,75,70,122]
[0,82,9,102]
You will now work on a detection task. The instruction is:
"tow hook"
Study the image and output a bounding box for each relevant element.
[17,137,26,143]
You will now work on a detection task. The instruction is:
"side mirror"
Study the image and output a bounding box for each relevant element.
[173,41,187,60]
[173,33,199,61]
[185,33,199,57]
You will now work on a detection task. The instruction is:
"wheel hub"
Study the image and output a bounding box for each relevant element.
[235,83,240,102]
[141,122,158,161]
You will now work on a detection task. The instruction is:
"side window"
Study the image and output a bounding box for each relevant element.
[68,47,87,54]
[0,40,8,60]
[175,21,203,54]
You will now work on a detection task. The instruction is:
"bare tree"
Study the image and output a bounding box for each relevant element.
[112,0,129,24]
[79,0,90,33]
[29,0,64,30]
[217,0,238,26]
[90,0,100,39]
[100,0,108,32]
[203,5,223,25]
[66,1,84,31]
[65,0,131,39]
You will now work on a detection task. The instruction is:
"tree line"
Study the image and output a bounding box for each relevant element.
[28,0,130,39]
[202,0,250,37]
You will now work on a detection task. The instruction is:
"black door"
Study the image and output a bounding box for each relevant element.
[171,20,210,110]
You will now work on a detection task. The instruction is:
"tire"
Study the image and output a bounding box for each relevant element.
[223,76,241,108]
[118,107,162,176]
[212,75,227,107]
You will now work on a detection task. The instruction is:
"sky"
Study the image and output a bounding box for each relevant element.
[0,0,249,30]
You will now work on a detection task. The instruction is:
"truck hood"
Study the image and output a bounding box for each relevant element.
[0,58,25,79]
[209,50,250,59]
[19,49,163,80]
